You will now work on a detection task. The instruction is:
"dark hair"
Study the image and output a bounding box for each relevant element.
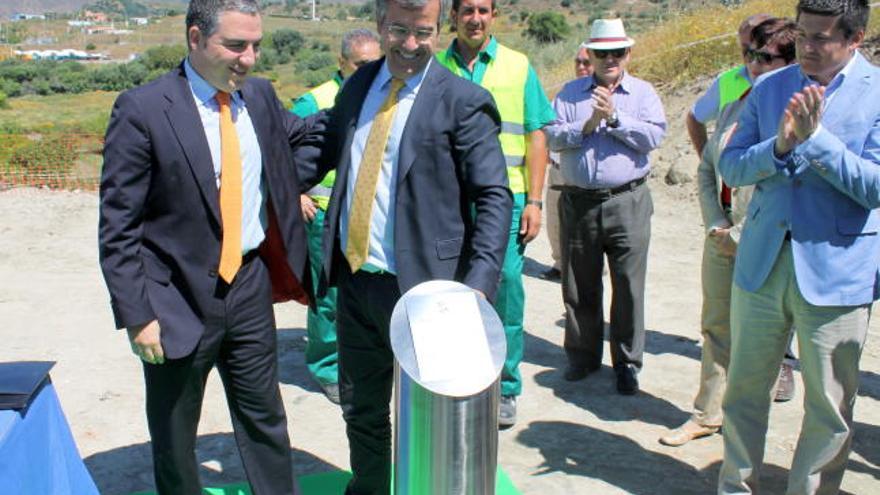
[185,0,259,39]
[752,18,800,63]
[376,0,449,28]
[796,0,870,40]
[452,0,495,10]
[341,29,380,59]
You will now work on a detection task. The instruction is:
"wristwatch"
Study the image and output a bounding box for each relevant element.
[526,199,543,210]
[607,111,620,128]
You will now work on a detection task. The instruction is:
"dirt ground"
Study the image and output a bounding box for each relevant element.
[1,79,878,494]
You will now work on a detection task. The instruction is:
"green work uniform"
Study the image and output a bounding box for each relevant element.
[290,73,342,387]
[437,37,555,397]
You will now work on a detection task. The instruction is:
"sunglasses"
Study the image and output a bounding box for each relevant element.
[574,57,591,66]
[591,48,628,59]
[746,48,786,64]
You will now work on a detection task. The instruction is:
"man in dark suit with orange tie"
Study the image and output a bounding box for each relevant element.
[305,0,512,492]
[98,1,318,493]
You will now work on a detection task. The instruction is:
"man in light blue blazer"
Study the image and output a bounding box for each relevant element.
[717,1,879,493]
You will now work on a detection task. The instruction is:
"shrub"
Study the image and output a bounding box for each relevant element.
[140,44,187,72]
[272,29,306,56]
[0,91,7,109]
[525,12,570,43]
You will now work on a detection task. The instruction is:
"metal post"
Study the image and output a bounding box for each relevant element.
[390,281,507,495]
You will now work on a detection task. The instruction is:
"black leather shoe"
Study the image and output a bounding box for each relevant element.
[563,364,599,381]
[615,365,639,395]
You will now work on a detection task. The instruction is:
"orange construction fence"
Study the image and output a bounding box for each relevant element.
[0,133,104,191]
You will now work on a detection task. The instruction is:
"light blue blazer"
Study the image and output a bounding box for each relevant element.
[719,52,880,307]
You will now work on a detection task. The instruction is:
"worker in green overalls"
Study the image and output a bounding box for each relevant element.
[437,0,555,428]
[290,28,381,404]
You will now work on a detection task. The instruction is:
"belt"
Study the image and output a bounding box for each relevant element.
[562,176,647,198]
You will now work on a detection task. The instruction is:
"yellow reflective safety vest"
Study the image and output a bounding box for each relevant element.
[305,78,340,209]
[718,65,751,114]
[436,44,530,193]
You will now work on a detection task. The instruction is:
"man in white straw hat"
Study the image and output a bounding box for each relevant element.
[545,18,666,395]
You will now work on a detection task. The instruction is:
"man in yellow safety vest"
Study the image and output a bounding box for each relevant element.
[436,0,556,428]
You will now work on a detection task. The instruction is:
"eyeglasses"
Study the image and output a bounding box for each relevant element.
[591,48,628,59]
[385,23,435,42]
[746,48,786,65]
[574,57,591,66]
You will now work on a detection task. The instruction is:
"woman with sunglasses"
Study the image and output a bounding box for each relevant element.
[660,17,800,447]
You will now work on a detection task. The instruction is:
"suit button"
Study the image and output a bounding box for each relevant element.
[778,221,788,229]
[794,179,803,187]
[209,268,218,278]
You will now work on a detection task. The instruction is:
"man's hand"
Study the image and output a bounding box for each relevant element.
[591,86,615,122]
[300,194,317,222]
[775,85,825,157]
[709,228,737,258]
[582,86,615,135]
[789,85,825,142]
[127,320,165,365]
[519,203,542,244]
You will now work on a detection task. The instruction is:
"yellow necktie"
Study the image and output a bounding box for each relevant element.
[345,78,405,272]
[216,91,243,284]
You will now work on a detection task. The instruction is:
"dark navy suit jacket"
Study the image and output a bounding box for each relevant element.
[305,58,513,300]
[99,62,317,358]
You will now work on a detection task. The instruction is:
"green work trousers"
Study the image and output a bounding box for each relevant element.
[305,208,339,386]
[494,193,526,397]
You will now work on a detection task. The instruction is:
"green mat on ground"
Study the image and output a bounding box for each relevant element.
[131,467,521,494]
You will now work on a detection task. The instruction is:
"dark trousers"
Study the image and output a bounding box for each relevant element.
[336,267,401,495]
[560,182,652,371]
[142,257,296,495]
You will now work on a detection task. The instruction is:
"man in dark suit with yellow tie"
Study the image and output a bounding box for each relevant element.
[98,1,318,493]
[305,0,512,492]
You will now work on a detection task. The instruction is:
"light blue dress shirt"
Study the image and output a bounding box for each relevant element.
[185,59,267,254]
[545,72,667,189]
[340,59,430,273]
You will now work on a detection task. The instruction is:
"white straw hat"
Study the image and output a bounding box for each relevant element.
[583,18,635,50]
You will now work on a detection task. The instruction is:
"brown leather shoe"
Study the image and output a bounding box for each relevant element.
[659,420,720,447]
[773,363,796,402]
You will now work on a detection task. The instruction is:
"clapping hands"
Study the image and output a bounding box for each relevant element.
[775,85,826,157]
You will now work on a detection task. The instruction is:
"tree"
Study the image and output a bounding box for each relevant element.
[525,12,570,43]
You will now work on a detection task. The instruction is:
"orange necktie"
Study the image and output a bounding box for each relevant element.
[216,91,242,283]
[345,78,405,272]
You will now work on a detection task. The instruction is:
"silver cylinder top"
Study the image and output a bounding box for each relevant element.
[390,280,507,397]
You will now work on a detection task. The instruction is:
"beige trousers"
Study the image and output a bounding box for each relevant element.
[545,164,563,270]
[691,235,735,427]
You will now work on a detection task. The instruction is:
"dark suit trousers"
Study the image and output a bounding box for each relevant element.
[559,182,652,371]
[336,266,401,495]
[142,256,296,495]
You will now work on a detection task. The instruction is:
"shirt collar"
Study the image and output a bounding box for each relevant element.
[584,71,632,94]
[184,57,242,106]
[448,35,497,66]
[375,56,431,95]
[799,51,857,88]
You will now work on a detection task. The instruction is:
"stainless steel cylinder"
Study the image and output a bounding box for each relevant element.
[390,280,507,495]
